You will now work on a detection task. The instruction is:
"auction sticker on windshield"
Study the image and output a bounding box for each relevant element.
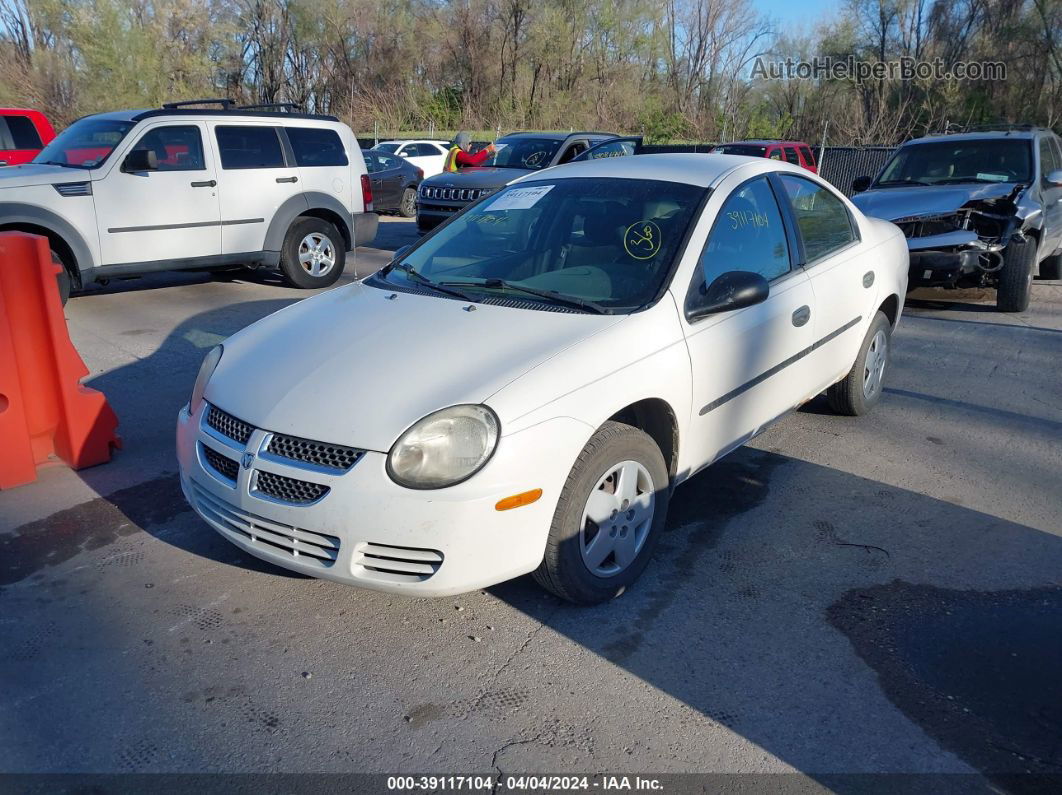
[486,184,554,211]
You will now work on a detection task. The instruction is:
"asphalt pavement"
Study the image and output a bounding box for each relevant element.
[2,216,1060,786]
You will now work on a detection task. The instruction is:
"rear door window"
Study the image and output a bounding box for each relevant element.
[799,146,816,167]
[783,146,801,165]
[777,174,858,263]
[4,115,43,149]
[215,126,286,169]
[285,126,348,167]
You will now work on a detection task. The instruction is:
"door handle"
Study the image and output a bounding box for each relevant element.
[276,176,298,184]
[792,305,811,327]
[190,180,216,188]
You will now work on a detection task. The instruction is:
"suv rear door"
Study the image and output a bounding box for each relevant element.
[93,121,221,266]
[211,123,304,256]
[284,124,352,210]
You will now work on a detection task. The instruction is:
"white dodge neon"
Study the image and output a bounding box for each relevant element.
[177,154,908,604]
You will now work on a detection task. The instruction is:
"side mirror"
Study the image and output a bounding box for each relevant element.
[123,149,158,173]
[851,175,872,193]
[1044,168,1062,187]
[687,271,770,321]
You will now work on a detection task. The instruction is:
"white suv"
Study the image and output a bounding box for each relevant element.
[0,100,377,300]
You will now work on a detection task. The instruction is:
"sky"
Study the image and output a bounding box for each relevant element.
[754,0,842,27]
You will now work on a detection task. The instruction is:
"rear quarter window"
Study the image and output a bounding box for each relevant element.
[800,146,816,166]
[286,127,348,167]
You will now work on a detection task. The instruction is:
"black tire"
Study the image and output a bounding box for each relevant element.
[996,237,1035,312]
[827,311,892,417]
[51,249,71,306]
[1039,251,1062,281]
[278,217,346,289]
[533,421,670,605]
[399,187,417,218]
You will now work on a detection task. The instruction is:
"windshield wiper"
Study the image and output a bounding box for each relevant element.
[439,278,609,314]
[386,261,475,302]
[876,178,930,187]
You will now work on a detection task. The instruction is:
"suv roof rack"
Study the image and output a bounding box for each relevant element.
[162,98,235,110]
[238,103,302,113]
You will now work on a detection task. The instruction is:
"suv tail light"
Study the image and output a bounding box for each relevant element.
[360,174,373,212]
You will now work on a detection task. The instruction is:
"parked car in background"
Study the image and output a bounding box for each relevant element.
[0,108,55,166]
[416,131,621,232]
[373,139,449,178]
[850,125,1062,312]
[0,99,376,302]
[178,153,907,604]
[711,140,818,173]
[364,150,422,217]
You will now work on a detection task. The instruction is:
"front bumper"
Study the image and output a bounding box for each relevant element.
[416,200,468,231]
[176,400,589,596]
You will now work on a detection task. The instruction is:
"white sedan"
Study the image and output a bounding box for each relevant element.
[373,139,450,178]
[176,154,908,604]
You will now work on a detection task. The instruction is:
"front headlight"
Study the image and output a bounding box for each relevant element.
[189,344,223,415]
[387,405,500,489]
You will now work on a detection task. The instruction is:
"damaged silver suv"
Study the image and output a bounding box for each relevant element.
[851,125,1062,312]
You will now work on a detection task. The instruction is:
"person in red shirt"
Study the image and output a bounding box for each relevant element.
[444,132,496,171]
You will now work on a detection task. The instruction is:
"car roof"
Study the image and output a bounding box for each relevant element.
[905,131,1042,144]
[722,139,808,146]
[499,131,617,141]
[378,139,449,145]
[520,152,806,188]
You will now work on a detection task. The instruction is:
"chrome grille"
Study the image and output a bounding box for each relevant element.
[352,542,444,583]
[190,482,339,567]
[206,404,253,444]
[202,445,239,482]
[420,186,482,202]
[255,470,329,504]
[267,433,363,471]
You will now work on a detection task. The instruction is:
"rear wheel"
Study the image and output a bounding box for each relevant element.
[996,237,1034,312]
[827,311,891,416]
[533,421,670,605]
[1039,251,1062,281]
[278,217,345,289]
[399,187,417,218]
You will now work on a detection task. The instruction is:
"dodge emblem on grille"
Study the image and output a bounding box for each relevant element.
[241,452,255,470]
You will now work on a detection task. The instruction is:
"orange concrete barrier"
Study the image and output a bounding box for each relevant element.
[0,232,120,488]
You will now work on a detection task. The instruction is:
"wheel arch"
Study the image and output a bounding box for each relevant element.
[877,293,900,327]
[263,192,354,253]
[0,204,95,288]
[607,398,680,481]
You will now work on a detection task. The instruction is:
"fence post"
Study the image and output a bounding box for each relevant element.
[818,120,829,171]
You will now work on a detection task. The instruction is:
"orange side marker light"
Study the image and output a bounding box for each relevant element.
[495,489,543,511]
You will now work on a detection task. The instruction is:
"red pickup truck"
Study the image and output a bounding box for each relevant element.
[0,108,56,166]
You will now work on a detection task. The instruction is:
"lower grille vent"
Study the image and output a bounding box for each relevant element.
[353,542,444,584]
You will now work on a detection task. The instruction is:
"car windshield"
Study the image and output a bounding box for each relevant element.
[375,143,399,154]
[485,137,564,169]
[32,117,135,169]
[876,139,1033,186]
[713,144,769,157]
[369,177,706,312]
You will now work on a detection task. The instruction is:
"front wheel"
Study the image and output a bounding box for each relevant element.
[278,217,346,289]
[399,187,417,218]
[827,311,891,416]
[996,237,1034,312]
[533,421,670,605]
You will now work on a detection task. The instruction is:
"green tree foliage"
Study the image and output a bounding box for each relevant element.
[0,0,1058,142]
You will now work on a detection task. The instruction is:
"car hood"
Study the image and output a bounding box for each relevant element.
[851,182,1022,221]
[422,167,532,190]
[204,281,623,452]
[0,163,91,188]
